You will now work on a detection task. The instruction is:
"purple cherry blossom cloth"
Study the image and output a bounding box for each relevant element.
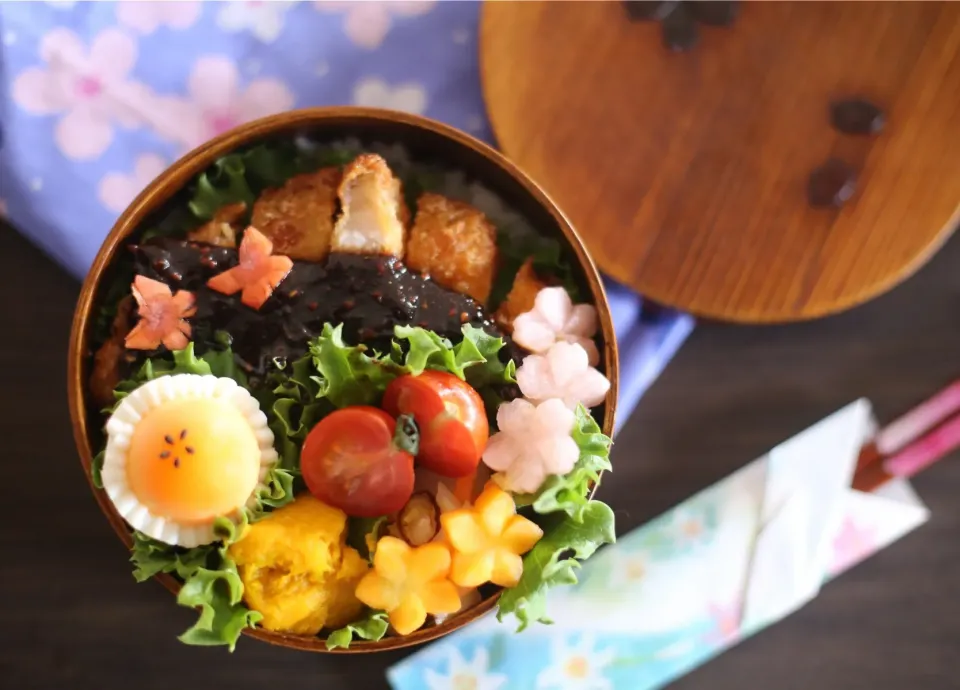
[0,0,693,427]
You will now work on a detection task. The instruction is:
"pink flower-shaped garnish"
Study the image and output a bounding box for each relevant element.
[207,227,294,310]
[482,398,579,494]
[516,341,610,410]
[512,287,600,366]
[125,276,196,351]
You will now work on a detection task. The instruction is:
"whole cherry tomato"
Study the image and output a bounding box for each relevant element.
[300,406,416,517]
[382,371,489,478]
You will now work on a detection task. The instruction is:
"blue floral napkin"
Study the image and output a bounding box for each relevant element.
[0,0,693,425]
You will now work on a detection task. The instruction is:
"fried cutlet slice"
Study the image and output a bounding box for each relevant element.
[406,192,497,304]
[251,167,340,262]
[331,154,409,257]
[187,202,245,248]
[89,295,136,409]
[493,258,550,333]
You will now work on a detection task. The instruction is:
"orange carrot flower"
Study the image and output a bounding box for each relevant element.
[440,483,543,589]
[207,227,294,310]
[354,537,461,636]
[124,276,196,351]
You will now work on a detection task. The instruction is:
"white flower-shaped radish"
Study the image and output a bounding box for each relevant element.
[482,398,579,494]
[513,286,600,366]
[516,341,611,410]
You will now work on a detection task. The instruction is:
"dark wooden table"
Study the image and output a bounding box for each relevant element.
[2,220,958,689]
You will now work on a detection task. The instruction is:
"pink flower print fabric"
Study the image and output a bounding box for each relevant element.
[315,1,436,50]
[97,153,167,213]
[116,1,201,35]
[150,56,295,152]
[12,28,149,159]
[0,0,493,276]
[216,1,295,44]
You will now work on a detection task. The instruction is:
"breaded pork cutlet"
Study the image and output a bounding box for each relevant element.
[251,167,340,262]
[493,258,549,332]
[187,201,245,248]
[406,192,498,304]
[331,154,409,257]
[89,295,136,409]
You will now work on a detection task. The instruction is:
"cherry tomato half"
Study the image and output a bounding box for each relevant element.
[382,371,489,478]
[300,406,415,518]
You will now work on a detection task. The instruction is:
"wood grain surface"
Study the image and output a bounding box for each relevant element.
[481,1,960,323]
[4,219,960,688]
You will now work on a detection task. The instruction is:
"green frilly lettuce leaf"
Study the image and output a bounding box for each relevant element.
[514,405,613,521]
[188,155,256,220]
[130,531,210,583]
[130,519,259,652]
[281,323,517,426]
[497,501,616,632]
[392,323,516,388]
[309,323,406,408]
[188,141,355,221]
[498,407,615,630]
[325,610,390,650]
[176,551,261,651]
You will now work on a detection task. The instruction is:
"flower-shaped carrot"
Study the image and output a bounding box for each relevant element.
[439,483,543,589]
[354,537,461,635]
[512,286,600,365]
[124,276,196,351]
[207,227,294,310]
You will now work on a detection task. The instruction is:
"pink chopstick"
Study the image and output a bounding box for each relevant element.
[883,412,960,478]
[874,379,960,455]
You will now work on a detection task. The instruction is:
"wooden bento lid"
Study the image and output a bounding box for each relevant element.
[481,1,960,323]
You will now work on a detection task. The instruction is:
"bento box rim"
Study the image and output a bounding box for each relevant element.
[67,106,620,654]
